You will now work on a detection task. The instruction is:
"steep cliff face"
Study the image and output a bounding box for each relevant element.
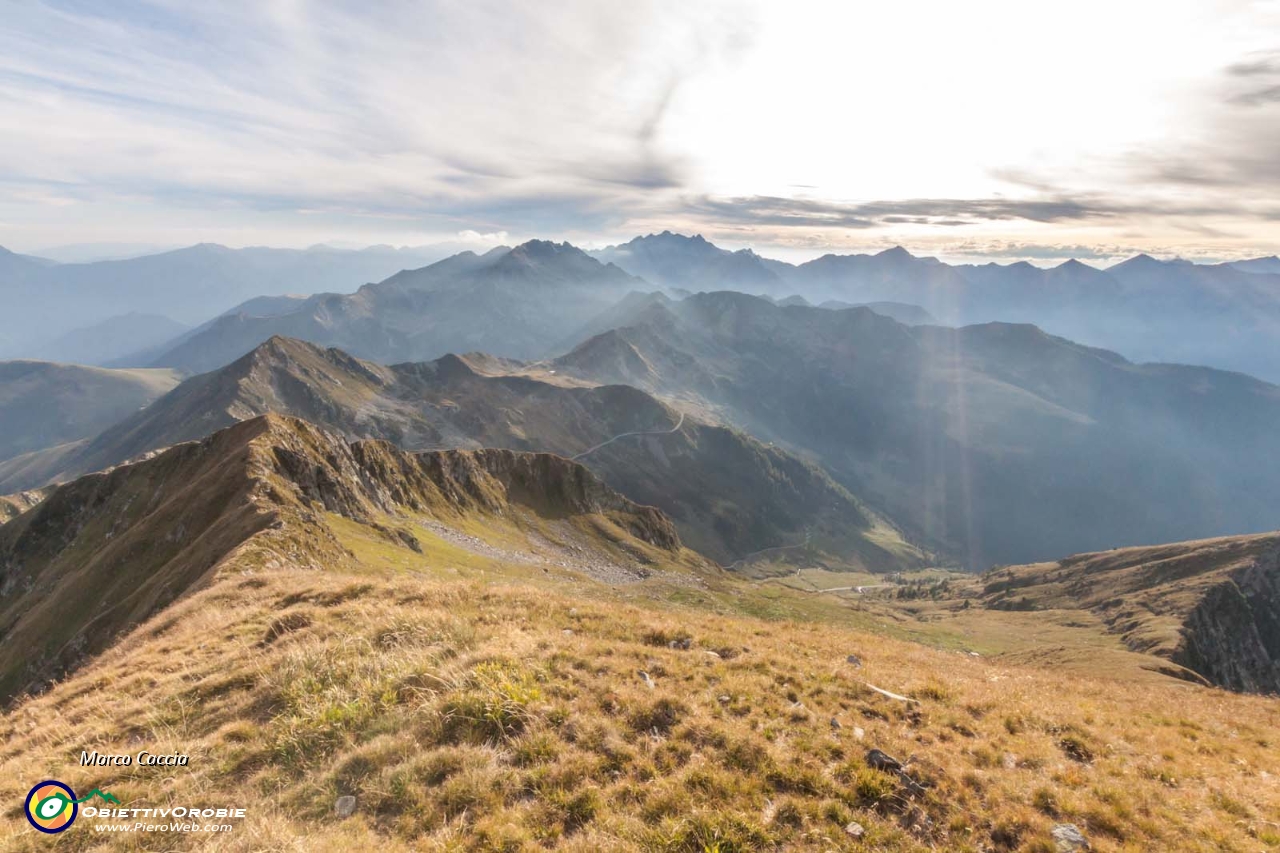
[1177,547,1280,694]
[0,414,683,704]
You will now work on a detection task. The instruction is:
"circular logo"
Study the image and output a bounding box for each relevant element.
[24,780,78,834]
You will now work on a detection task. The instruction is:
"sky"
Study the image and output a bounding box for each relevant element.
[1,0,1278,264]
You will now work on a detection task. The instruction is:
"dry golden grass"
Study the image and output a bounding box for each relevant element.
[2,558,1278,852]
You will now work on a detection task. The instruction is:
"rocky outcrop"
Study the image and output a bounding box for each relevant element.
[1177,546,1280,694]
[260,418,681,550]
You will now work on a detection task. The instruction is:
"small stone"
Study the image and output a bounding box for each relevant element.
[844,821,865,838]
[705,650,722,659]
[830,717,842,730]
[562,629,574,636]
[1001,752,1017,769]
[853,726,866,741]
[1051,823,1089,852]
[846,654,863,667]
[334,795,357,818]
[638,670,655,688]
[717,694,731,704]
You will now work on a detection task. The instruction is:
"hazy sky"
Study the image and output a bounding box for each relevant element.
[2,0,1278,262]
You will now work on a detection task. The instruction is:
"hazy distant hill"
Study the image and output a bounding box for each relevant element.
[0,242,471,360]
[28,312,189,366]
[0,360,180,463]
[149,241,656,374]
[1,337,922,568]
[552,291,1280,567]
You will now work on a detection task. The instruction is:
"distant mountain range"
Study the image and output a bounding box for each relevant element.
[7,232,1278,379]
[146,241,653,373]
[593,232,1280,382]
[0,242,479,364]
[551,291,1280,566]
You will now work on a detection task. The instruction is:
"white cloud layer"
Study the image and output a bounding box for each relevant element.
[0,0,1277,260]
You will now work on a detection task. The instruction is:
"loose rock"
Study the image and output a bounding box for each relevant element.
[865,748,902,772]
[1051,824,1089,852]
[844,821,865,838]
[846,654,863,667]
[334,796,357,818]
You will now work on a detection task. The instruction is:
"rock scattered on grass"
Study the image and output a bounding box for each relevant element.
[844,821,865,838]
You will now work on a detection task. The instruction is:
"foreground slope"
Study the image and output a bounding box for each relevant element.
[0,360,181,463]
[0,414,689,704]
[980,532,1280,694]
[5,337,923,569]
[0,549,1277,850]
[553,292,1280,566]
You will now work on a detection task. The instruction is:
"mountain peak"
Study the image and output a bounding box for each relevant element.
[509,239,584,260]
[876,245,914,261]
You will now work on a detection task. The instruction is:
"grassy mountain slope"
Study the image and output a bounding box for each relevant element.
[0,361,181,462]
[978,532,1280,693]
[0,531,1277,850]
[551,292,1280,567]
[0,414,690,705]
[7,337,925,570]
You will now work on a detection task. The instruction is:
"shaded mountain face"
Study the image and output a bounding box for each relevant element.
[150,241,646,374]
[0,337,921,569]
[0,413,685,703]
[981,532,1280,694]
[0,361,181,463]
[552,292,1280,567]
[0,243,466,361]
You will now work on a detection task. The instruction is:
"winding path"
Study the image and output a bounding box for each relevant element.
[571,412,685,461]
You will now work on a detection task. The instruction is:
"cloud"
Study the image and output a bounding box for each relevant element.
[0,1,748,236]
[684,194,1124,231]
[0,1,1276,260]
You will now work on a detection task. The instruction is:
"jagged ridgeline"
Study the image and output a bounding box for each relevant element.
[0,415,695,704]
